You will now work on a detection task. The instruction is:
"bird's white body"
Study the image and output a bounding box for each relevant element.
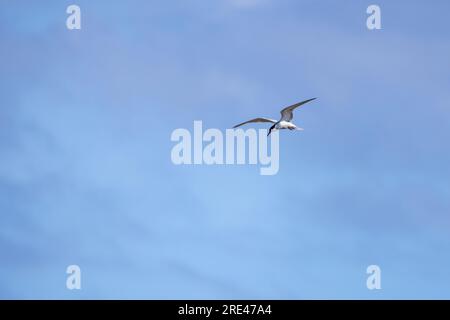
[232,97,316,136]
[275,120,302,130]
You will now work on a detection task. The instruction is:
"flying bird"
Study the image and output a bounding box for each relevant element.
[233,98,317,136]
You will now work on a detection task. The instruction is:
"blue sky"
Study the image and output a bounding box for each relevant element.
[1,0,450,299]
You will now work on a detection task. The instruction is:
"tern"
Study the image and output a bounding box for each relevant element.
[233,98,317,136]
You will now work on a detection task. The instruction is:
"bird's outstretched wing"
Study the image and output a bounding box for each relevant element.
[280,98,316,122]
[233,117,277,128]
